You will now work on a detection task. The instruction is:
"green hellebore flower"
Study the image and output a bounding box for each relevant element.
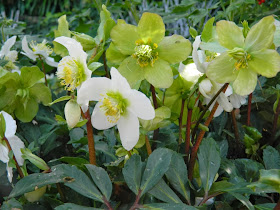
[106,12,192,89]
[206,16,280,96]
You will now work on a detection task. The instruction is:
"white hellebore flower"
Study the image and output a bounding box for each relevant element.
[54,36,92,92]
[22,36,58,67]
[0,111,25,182]
[77,68,155,151]
[0,36,19,71]
[178,62,203,88]
[199,78,233,117]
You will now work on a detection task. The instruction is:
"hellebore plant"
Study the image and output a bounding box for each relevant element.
[0,111,25,182]
[0,36,18,71]
[106,12,192,89]
[22,36,58,67]
[206,16,280,96]
[77,67,155,151]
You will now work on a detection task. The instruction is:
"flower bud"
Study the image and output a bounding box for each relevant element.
[64,99,81,129]
[24,186,47,202]
[72,31,96,51]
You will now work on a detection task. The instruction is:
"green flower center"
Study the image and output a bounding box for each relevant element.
[57,58,87,91]
[133,39,159,67]
[227,47,251,70]
[205,51,220,62]
[30,40,53,55]
[100,91,129,123]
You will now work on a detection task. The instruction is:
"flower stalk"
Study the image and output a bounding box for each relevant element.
[150,85,159,141]
[231,109,239,142]
[178,99,185,145]
[85,110,96,165]
[145,135,152,156]
[185,108,192,163]
[39,55,48,86]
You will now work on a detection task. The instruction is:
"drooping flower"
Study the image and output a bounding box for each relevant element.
[54,36,92,92]
[0,111,25,182]
[106,12,192,89]
[77,67,155,151]
[206,16,280,96]
[178,62,203,88]
[22,36,58,67]
[0,36,19,71]
[199,79,233,117]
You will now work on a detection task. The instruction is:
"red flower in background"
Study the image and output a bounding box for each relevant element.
[258,0,265,5]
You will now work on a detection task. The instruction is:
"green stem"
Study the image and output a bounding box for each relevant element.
[247,93,252,126]
[178,99,185,145]
[231,109,239,142]
[271,97,280,143]
[102,52,110,79]
[151,85,159,141]
[39,56,48,86]
[145,135,152,156]
[185,109,192,163]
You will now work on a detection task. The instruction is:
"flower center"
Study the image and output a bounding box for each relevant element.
[57,57,87,91]
[227,47,251,70]
[100,91,129,123]
[132,39,159,67]
[205,51,220,62]
[30,40,53,55]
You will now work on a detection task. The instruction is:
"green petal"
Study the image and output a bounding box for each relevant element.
[106,42,127,66]
[249,49,280,78]
[111,21,140,55]
[144,59,173,88]
[216,20,244,49]
[158,35,192,64]
[233,69,258,96]
[206,52,238,83]
[15,98,39,122]
[138,12,165,44]
[245,16,275,52]
[20,66,44,88]
[118,56,145,89]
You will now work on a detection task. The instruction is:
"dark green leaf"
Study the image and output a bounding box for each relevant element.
[29,83,52,106]
[140,203,197,210]
[140,148,172,196]
[263,146,280,169]
[255,203,276,210]
[165,152,190,203]
[123,154,145,195]
[229,192,254,210]
[85,164,112,200]
[55,203,101,210]
[148,179,182,203]
[198,138,221,192]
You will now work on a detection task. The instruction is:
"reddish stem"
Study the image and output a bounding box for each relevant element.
[188,102,219,180]
[103,196,113,210]
[145,135,152,156]
[185,109,193,163]
[85,109,96,165]
[247,93,253,126]
[130,190,142,210]
[178,99,185,145]
[3,137,24,178]
[274,198,280,210]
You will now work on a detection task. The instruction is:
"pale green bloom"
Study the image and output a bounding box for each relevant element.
[206,16,280,96]
[0,36,19,71]
[77,68,155,151]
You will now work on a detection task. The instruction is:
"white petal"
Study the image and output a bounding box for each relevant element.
[111,67,131,96]
[54,36,87,59]
[6,164,13,183]
[199,79,212,99]
[77,77,112,111]
[6,50,18,62]
[213,105,224,117]
[0,143,9,163]
[179,63,203,83]
[45,56,58,67]
[117,111,139,151]
[91,102,117,130]
[229,94,247,109]
[127,89,155,120]
[224,85,233,97]
[217,92,233,113]
[1,111,16,138]
[0,36,16,58]
[22,36,37,61]
[192,36,207,73]
[8,135,25,166]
